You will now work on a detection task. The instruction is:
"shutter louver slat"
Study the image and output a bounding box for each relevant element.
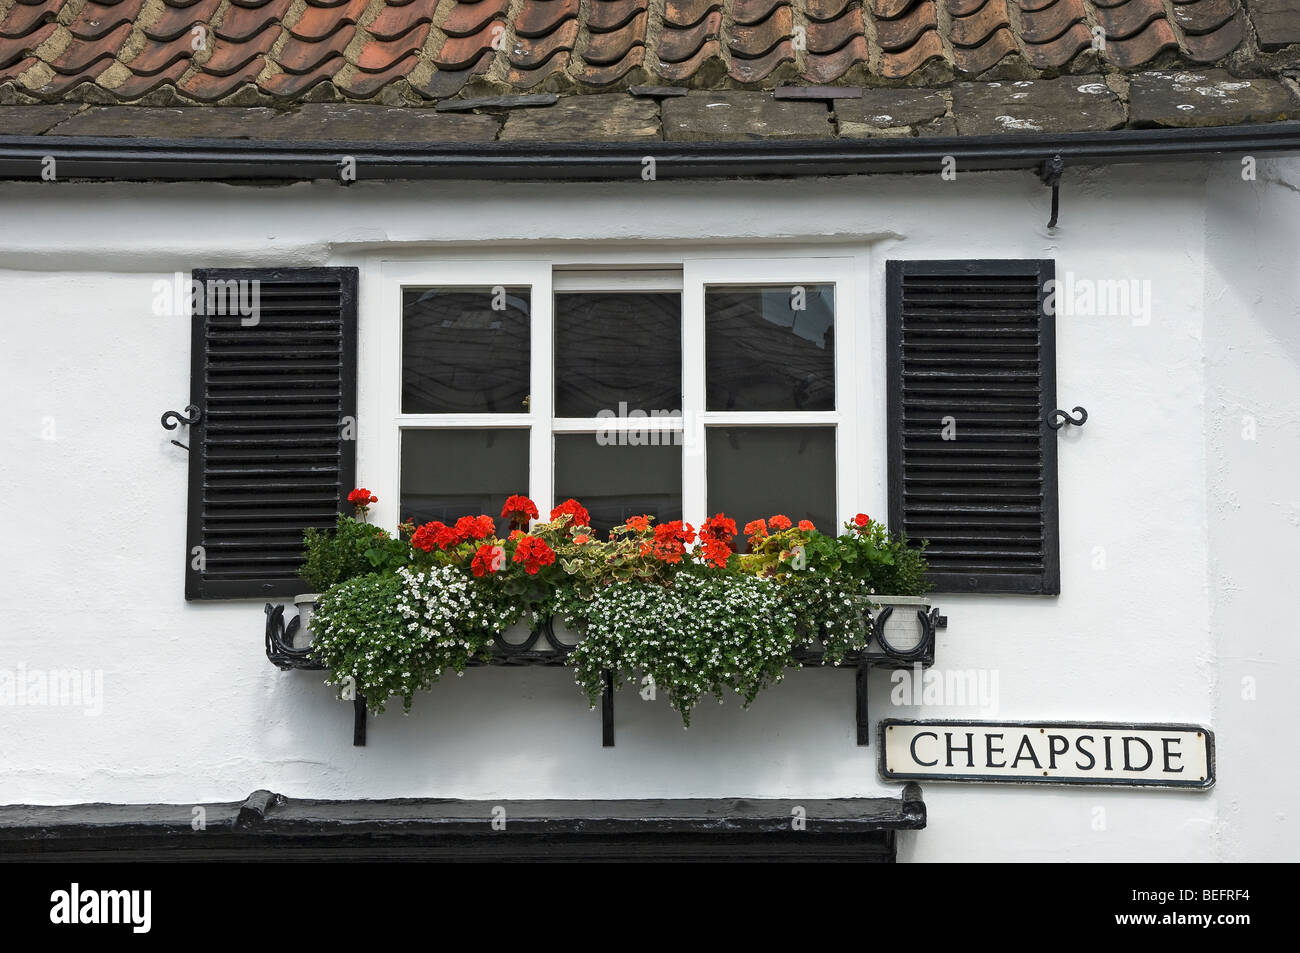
[887,260,1059,595]
[185,267,358,600]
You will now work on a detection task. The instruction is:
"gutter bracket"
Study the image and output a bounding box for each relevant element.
[1038,154,1065,229]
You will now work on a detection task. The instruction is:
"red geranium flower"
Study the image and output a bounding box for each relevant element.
[550,498,591,529]
[743,519,767,540]
[455,514,495,542]
[624,515,651,533]
[700,537,732,569]
[512,535,556,575]
[798,520,815,531]
[853,513,871,529]
[347,487,378,508]
[501,494,539,524]
[768,514,793,531]
[471,544,505,578]
[700,513,737,544]
[574,534,591,545]
[410,521,445,553]
[651,520,696,564]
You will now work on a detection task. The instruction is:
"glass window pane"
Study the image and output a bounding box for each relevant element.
[705,284,835,412]
[401,429,529,524]
[554,292,682,418]
[402,286,530,414]
[554,434,682,539]
[706,427,835,546]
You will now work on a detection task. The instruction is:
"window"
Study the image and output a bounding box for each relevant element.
[376,259,859,540]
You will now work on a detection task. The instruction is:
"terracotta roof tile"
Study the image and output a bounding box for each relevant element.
[879,27,944,77]
[365,2,432,41]
[806,7,863,53]
[806,0,855,20]
[276,24,354,74]
[514,0,578,39]
[68,0,147,41]
[1017,0,1086,44]
[355,22,430,71]
[1093,0,1165,39]
[574,41,643,84]
[657,36,722,79]
[214,0,292,42]
[732,0,790,26]
[729,4,792,58]
[288,0,370,41]
[512,17,578,67]
[111,57,190,96]
[336,52,419,94]
[123,31,197,76]
[1171,0,1236,33]
[177,56,265,98]
[659,10,720,62]
[588,0,647,32]
[145,0,222,42]
[1022,20,1091,67]
[0,0,1269,111]
[0,0,62,41]
[803,33,867,81]
[434,19,500,70]
[48,21,132,75]
[506,48,570,87]
[1103,16,1177,66]
[441,0,507,38]
[952,26,1018,71]
[949,0,1011,48]
[729,39,794,82]
[1180,8,1245,59]
[874,1,937,51]
[580,11,644,64]
[0,21,56,70]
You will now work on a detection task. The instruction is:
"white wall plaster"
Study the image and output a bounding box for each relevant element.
[0,159,1293,860]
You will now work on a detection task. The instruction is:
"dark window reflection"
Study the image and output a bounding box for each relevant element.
[554,292,682,418]
[554,434,682,538]
[400,429,529,525]
[705,284,835,412]
[706,427,836,549]
[402,287,530,414]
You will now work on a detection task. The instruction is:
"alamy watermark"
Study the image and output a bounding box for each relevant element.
[0,663,103,716]
[889,663,999,715]
[152,272,261,325]
[1044,271,1151,325]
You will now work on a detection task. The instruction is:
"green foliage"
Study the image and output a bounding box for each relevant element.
[310,565,523,714]
[567,570,803,727]
[301,514,409,592]
[831,518,932,597]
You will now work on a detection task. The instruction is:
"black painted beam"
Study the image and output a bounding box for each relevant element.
[0,788,926,861]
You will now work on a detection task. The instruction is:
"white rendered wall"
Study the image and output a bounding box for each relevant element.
[0,160,1293,861]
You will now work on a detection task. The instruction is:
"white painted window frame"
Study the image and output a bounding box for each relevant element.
[369,254,861,534]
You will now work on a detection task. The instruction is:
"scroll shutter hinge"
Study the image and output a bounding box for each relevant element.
[1038,155,1065,229]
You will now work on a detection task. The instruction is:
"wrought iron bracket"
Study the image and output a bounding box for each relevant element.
[160,403,202,451]
[267,604,944,751]
[1047,406,1088,430]
[1038,154,1064,229]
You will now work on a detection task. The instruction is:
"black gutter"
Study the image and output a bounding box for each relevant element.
[1,122,1298,182]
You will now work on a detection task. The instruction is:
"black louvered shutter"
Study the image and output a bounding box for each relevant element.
[886,260,1059,595]
[185,268,358,600]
